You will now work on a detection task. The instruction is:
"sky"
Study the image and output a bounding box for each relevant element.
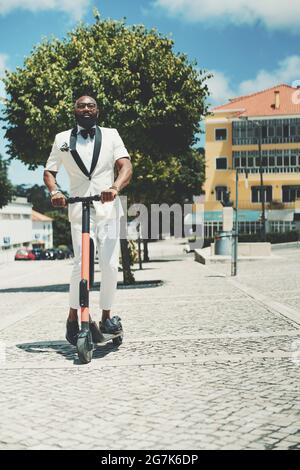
[1,0,300,190]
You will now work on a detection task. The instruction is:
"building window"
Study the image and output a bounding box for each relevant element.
[262,126,268,139]
[262,156,268,166]
[282,185,300,203]
[291,155,297,166]
[269,156,275,167]
[268,124,275,138]
[215,186,228,202]
[276,124,282,137]
[251,186,272,203]
[215,128,227,141]
[269,221,295,233]
[241,157,247,167]
[238,221,262,235]
[233,148,300,173]
[234,157,240,168]
[232,118,300,145]
[204,222,223,239]
[216,157,227,170]
[283,124,289,138]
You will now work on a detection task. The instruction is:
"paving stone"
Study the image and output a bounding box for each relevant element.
[0,241,300,449]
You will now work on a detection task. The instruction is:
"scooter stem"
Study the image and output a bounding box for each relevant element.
[80,201,90,325]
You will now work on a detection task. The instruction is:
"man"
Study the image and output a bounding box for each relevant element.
[44,95,132,345]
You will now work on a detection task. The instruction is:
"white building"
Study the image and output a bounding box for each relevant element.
[32,210,53,249]
[0,197,53,263]
[0,197,32,262]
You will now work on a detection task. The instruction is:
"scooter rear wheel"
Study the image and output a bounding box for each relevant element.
[77,331,93,364]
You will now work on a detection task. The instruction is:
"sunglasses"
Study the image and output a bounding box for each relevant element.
[76,103,97,110]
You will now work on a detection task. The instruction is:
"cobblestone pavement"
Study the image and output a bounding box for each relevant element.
[0,240,299,450]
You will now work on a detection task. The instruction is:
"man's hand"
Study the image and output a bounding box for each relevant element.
[51,192,67,207]
[100,188,118,203]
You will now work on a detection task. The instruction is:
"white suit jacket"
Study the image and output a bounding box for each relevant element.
[45,126,130,223]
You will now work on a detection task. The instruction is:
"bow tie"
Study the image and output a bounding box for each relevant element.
[80,128,95,139]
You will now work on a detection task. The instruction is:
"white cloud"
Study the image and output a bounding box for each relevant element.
[207,55,300,106]
[0,53,9,101]
[0,0,90,20]
[154,0,300,32]
[0,53,8,73]
[238,56,300,95]
[206,70,236,106]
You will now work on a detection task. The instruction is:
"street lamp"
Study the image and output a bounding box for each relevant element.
[219,188,238,276]
[238,117,266,241]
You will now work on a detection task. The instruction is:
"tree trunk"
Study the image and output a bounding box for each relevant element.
[142,212,151,263]
[120,238,135,285]
[143,240,150,262]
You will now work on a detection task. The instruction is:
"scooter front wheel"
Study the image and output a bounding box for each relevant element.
[77,330,93,364]
[112,334,123,347]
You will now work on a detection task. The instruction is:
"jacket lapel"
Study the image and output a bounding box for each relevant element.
[69,128,91,179]
[69,126,102,180]
[89,126,102,177]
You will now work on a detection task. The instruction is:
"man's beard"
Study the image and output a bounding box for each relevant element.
[76,115,97,129]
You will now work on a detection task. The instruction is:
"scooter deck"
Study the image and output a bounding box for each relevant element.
[93,330,123,345]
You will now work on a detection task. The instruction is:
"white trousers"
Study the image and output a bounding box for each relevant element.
[69,210,120,311]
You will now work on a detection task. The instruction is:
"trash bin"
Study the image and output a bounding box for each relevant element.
[214,231,232,255]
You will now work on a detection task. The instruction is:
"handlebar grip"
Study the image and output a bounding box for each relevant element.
[67,195,101,204]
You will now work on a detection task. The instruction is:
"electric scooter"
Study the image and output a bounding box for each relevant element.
[68,195,123,364]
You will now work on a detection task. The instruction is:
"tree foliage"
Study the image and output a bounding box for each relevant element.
[127,147,205,206]
[14,184,71,247]
[46,210,72,247]
[3,14,209,269]
[0,154,13,208]
[3,14,210,176]
[14,183,53,212]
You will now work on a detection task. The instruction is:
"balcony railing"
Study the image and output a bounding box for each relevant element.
[235,167,300,174]
[221,200,297,210]
[232,137,300,145]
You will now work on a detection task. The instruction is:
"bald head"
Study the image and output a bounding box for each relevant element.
[74,95,99,129]
[75,95,97,108]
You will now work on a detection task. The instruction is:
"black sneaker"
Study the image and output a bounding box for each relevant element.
[65,320,79,346]
[89,321,104,343]
[100,316,122,335]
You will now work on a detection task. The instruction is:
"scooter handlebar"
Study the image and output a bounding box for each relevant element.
[67,195,101,204]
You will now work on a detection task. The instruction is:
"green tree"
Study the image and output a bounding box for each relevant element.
[46,210,72,247]
[127,147,205,205]
[14,184,53,212]
[2,12,210,272]
[14,184,71,247]
[2,16,210,168]
[0,154,13,208]
[127,147,205,257]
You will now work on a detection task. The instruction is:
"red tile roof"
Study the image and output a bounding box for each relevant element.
[32,210,53,222]
[213,84,300,117]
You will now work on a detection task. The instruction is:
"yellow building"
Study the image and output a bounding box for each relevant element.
[204,84,300,238]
